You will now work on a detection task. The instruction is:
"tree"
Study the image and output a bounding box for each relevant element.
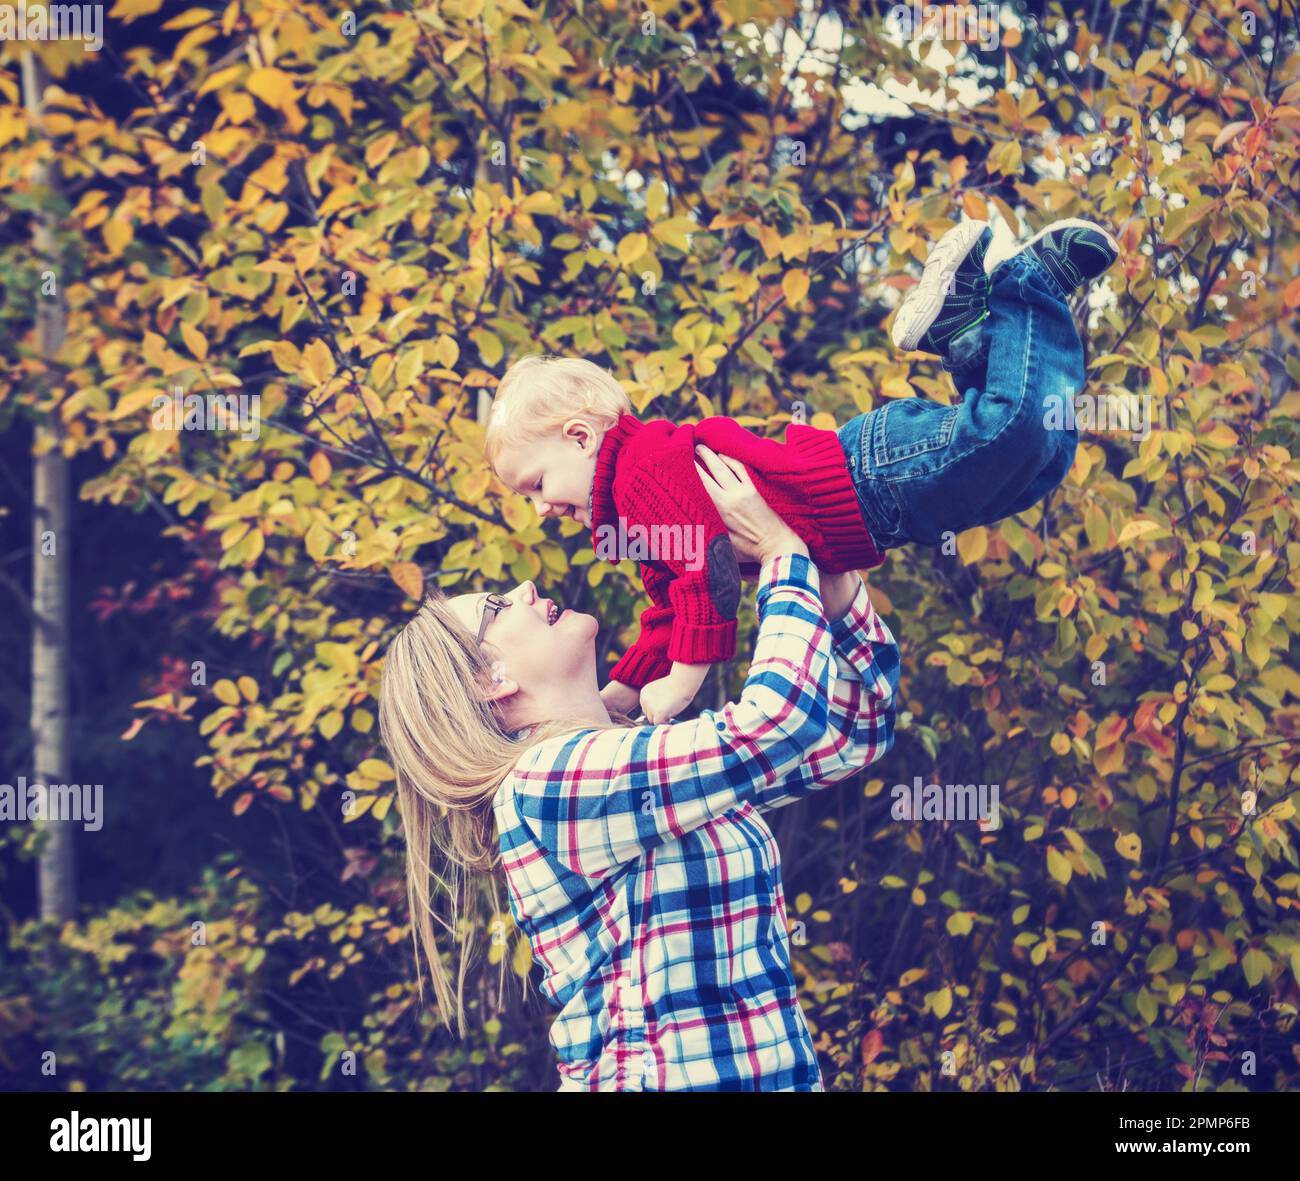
[0,0,1297,1091]
[20,49,74,926]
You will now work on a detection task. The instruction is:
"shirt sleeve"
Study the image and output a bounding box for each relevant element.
[750,574,899,813]
[504,552,898,881]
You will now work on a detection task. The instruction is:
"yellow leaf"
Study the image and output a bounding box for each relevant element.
[932,987,953,1018]
[1201,422,1238,449]
[113,388,158,419]
[1095,715,1127,749]
[956,526,988,565]
[109,0,165,18]
[1094,740,1125,776]
[212,679,241,706]
[782,269,810,307]
[302,338,333,386]
[1117,518,1160,544]
[1115,832,1142,862]
[513,932,533,978]
[617,232,648,266]
[271,340,301,373]
[501,498,535,531]
[239,528,265,567]
[433,335,460,367]
[237,676,259,702]
[389,561,424,600]
[357,758,395,781]
[246,67,295,110]
[961,191,989,221]
[103,219,132,255]
[305,523,331,562]
[309,452,332,485]
[1050,733,1071,756]
[1047,847,1072,884]
[220,521,251,551]
[162,8,214,29]
[180,321,208,361]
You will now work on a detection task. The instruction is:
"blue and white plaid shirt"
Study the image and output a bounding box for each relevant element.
[494,552,900,1090]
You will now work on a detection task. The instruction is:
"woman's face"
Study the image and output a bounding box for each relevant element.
[447,580,600,710]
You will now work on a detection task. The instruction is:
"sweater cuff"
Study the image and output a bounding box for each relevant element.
[609,645,674,690]
[666,618,738,665]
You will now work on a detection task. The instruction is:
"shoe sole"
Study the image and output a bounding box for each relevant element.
[983,217,1120,277]
[891,219,989,352]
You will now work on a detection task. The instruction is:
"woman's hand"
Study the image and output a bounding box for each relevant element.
[694,445,806,565]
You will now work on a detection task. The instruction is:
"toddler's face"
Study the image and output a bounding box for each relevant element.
[493,419,603,527]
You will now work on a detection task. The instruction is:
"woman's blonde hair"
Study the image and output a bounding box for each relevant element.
[483,354,633,470]
[377,588,632,1037]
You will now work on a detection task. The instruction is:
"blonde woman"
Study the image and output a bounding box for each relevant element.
[379,446,900,1091]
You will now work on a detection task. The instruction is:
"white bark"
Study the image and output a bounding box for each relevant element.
[22,51,74,925]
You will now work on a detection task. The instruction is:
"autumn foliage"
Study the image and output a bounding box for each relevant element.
[1,0,1298,1091]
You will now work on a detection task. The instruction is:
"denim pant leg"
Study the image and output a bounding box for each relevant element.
[840,251,1085,548]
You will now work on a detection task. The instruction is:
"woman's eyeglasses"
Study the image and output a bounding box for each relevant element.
[476,593,512,645]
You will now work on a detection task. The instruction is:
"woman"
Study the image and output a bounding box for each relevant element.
[378,446,900,1090]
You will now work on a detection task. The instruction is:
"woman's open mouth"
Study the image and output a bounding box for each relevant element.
[546,601,559,626]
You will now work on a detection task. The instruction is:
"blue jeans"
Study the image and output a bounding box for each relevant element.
[838,251,1084,548]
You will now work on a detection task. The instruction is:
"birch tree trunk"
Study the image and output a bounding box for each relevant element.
[22,50,74,925]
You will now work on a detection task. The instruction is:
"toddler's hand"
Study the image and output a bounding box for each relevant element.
[639,676,697,724]
[600,680,642,716]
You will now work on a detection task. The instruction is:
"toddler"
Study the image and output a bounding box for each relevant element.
[483,216,1118,723]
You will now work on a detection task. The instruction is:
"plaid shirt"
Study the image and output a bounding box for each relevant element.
[494,553,900,1091]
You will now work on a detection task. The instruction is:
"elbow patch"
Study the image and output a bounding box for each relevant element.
[706,535,740,620]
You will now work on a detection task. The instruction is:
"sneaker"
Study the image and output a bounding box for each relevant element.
[984,218,1120,296]
[891,220,992,356]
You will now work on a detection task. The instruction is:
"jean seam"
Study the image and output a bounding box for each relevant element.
[871,399,958,467]
[855,414,904,546]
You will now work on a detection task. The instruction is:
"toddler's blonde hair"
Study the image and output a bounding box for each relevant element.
[484,354,632,469]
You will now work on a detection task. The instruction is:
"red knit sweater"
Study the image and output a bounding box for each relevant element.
[592,413,885,688]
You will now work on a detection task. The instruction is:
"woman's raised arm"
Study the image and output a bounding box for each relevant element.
[502,550,897,881]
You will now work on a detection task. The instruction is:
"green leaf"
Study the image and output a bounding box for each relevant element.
[1242,948,1271,987]
[1146,944,1178,975]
